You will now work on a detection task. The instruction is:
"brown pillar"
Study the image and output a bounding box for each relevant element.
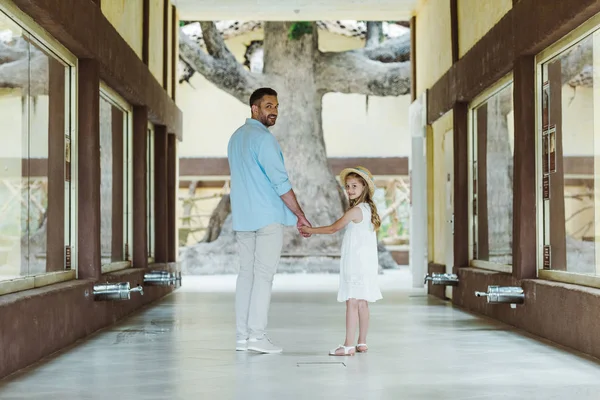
[111,106,124,261]
[450,0,459,64]
[142,0,150,66]
[154,126,168,263]
[133,106,148,268]
[548,60,567,270]
[78,59,101,280]
[47,58,66,272]
[513,56,537,279]
[476,104,489,260]
[167,134,177,262]
[410,16,416,102]
[453,102,469,272]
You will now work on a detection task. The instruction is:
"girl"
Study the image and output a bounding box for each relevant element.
[300,166,383,356]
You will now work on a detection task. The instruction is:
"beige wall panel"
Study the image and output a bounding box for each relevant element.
[562,85,594,156]
[148,0,164,83]
[458,0,513,57]
[431,111,453,264]
[101,0,144,59]
[414,0,453,95]
[457,0,512,58]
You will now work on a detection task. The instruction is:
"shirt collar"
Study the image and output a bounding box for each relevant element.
[245,118,268,129]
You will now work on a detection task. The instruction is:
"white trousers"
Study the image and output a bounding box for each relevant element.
[235,223,284,340]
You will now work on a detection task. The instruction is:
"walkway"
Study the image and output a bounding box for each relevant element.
[1,269,600,399]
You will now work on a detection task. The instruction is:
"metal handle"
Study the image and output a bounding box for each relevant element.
[424,273,459,286]
[474,286,524,305]
[130,285,144,296]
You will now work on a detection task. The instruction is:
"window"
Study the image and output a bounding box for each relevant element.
[0,7,76,282]
[469,79,515,269]
[99,87,133,270]
[537,17,600,279]
[147,124,155,261]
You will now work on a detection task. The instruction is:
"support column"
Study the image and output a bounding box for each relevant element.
[111,106,124,261]
[453,102,470,272]
[476,104,489,260]
[513,56,537,279]
[133,106,148,268]
[167,134,177,261]
[154,126,168,263]
[78,59,101,280]
[47,57,66,272]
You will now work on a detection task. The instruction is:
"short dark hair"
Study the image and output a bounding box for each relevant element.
[249,87,278,107]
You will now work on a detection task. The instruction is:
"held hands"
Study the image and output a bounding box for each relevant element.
[297,215,312,238]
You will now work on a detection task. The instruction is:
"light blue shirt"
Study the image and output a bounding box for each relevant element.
[227,118,297,231]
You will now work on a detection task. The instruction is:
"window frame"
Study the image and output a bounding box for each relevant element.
[535,13,600,288]
[0,1,78,292]
[467,73,514,274]
[99,83,134,274]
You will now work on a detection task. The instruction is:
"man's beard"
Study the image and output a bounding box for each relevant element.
[260,114,277,127]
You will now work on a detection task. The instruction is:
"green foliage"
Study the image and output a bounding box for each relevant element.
[288,22,313,40]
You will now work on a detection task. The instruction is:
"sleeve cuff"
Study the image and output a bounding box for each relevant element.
[273,180,292,196]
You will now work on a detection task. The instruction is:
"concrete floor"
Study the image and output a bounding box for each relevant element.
[1,269,600,399]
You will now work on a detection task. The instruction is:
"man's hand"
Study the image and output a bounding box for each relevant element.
[297,215,312,238]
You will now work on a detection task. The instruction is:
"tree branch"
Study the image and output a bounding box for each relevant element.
[179,30,265,104]
[198,21,238,64]
[365,22,383,48]
[0,37,29,64]
[561,37,592,87]
[360,34,410,63]
[0,37,49,95]
[316,34,411,96]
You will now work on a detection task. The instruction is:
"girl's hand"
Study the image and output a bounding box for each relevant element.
[299,226,312,235]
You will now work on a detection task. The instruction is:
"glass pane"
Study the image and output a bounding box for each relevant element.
[100,95,128,265]
[541,32,598,274]
[473,83,515,265]
[0,15,28,280]
[28,40,68,275]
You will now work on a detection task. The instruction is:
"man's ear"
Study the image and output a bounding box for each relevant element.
[251,104,258,115]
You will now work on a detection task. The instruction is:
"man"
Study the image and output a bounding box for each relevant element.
[227,87,311,354]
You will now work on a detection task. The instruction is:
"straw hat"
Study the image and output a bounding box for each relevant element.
[340,166,375,197]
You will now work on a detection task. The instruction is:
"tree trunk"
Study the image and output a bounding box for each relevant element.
[202,194,231,243]
[263,22,344,254]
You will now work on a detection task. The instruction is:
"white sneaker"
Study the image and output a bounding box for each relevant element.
[247,336,282,354]
[236,339,248,351]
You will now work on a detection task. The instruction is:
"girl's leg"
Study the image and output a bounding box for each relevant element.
[334,299,358,355]
[357,300,369,351]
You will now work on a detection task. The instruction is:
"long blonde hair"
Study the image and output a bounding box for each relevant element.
[345,172,381,231]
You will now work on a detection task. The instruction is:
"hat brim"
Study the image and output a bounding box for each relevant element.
[340,167,375,197]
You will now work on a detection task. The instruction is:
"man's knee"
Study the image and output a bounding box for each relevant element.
[253,258,278,281]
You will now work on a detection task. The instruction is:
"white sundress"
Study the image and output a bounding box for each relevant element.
[337,203,383,303]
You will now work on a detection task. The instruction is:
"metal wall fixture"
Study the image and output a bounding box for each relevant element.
[475,286,524,308]
[424,273,459,286]
[93,282,144,301]
[144,271,181,286]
